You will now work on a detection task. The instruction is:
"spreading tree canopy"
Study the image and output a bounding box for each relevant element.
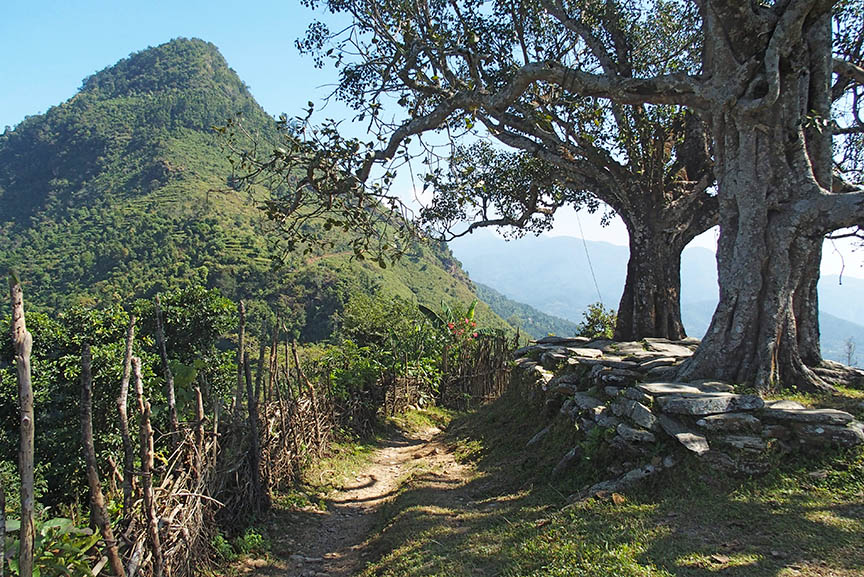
[233,0,864,391]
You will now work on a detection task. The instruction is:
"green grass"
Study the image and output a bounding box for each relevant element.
[766,384,864,420]
[385,406,458,435]
[359,389,864,577]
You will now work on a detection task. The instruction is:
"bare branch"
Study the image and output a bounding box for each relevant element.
[834,57,864,85]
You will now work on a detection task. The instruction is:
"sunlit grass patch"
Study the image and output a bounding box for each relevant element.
[358,388,864,577]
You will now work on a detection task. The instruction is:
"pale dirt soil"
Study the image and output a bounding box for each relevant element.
[233,426,470,577]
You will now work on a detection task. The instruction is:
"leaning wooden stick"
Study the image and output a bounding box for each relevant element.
[133,357,164,577]
[9,275,34,577]
[80,344,126,577]
[117,315,136,521]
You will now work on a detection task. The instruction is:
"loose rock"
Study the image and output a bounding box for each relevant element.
[659,414,710,454]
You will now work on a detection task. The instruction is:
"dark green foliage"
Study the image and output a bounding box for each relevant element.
[0,287,235,506]
[575,302,617,340]
[0,37,509,344]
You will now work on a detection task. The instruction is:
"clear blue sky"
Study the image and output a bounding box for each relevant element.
[2,1,862,278]
[0,0,343,129]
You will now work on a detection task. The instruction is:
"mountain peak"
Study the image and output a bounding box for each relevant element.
[80,37,239,99]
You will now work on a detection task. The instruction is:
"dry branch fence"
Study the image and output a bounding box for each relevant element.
[441,333,516,410]
[4,283,514,577]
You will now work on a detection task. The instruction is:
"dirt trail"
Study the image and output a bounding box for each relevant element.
[237,426,468,577]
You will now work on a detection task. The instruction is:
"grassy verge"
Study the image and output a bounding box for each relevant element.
[360,389,864,577]
[385,406,457,436]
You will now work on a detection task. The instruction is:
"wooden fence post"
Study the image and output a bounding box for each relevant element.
[117,315,136,522]
[245,352,264,510]
[154,296,179,437]
[194,386,205,479]
[9,276,34,577]
[80,344,126,577]
[133,357,164,577]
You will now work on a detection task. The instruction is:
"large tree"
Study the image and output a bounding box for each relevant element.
[243,0,864,390]
[247,0,719,342]
[674,0,864,391]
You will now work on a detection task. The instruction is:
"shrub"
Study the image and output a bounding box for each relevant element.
[575,302,616,340]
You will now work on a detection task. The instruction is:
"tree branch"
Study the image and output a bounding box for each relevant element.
[834,57,864,85]
[487,61,707,110]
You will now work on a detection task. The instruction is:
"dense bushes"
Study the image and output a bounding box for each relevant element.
[0,286,236,507]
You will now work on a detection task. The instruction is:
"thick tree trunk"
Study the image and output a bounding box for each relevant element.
[615,227,687,341]
[678,2,838,392]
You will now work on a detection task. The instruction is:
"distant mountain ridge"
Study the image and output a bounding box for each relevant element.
[473,282,579,339]
[450,230,864,365]
[0,38,510,338]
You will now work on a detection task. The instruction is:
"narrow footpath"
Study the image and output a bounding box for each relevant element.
[235,425,469,577]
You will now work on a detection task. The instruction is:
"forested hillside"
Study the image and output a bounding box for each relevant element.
[0,38,509,339]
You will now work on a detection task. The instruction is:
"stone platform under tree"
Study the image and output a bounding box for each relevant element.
[512,336,864,498]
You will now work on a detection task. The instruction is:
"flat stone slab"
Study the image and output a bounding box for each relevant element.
[565,347,603,358]
[582,338,615,350]
[793,422,864,447]
[541,351,570,368]
[603,341,650,356]
[574,357,640,371]
[763,399,806,410]
[622,351,673,361]
[696,412,762,433]
[589,406,620,428]
[623,387,652,404]
[715,435,769,452]
[761,407,855,426]
[659,414,710,454]
[643,339,696,357]
[637,357,680,371]
[572,392,604,411]
[617,423,656,443]
[637,381,735,396]
[646,365,678,379]
[637,382,703,395]
[657,393,764,416]
[536,336,590,346]
[612,398,659,431]
[690,379,736,393]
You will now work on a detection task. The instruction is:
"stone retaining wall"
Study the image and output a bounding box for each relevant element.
[513,336,864,482]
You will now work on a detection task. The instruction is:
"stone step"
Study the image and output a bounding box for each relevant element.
[657,393,764,416]
[760,407,855,426]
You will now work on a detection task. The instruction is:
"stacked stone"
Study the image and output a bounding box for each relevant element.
[513,336,864,474]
